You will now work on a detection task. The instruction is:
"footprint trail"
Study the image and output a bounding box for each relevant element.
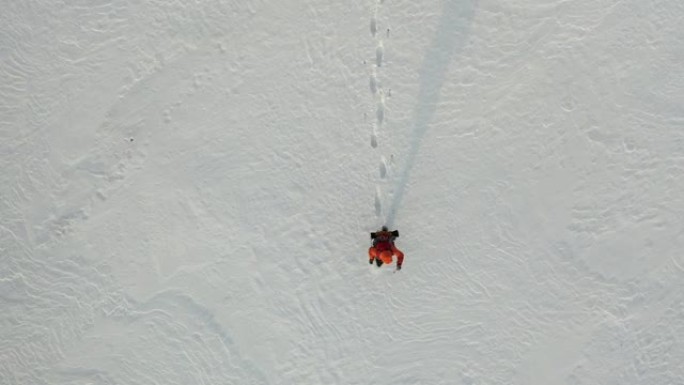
[366,0,391,222]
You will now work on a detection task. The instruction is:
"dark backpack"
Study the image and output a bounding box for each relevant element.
[370,230,399,248]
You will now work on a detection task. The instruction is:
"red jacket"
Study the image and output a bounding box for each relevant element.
[369,231,404,267]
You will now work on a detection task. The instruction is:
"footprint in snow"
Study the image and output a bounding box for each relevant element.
[379,156,388,178]
[374,187,382,216]
[370,71,378,94]
[376,42,384,67]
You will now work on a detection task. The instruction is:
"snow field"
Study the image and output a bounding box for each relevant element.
[2,0,684,384]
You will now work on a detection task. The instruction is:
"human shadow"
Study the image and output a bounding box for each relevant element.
[386,0,478,227]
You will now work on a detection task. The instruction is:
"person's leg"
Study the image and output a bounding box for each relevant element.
[380,250,393,265]
[370,247,383,266]
[368,247,377,262]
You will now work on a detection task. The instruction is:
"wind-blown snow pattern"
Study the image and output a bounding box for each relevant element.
[2,0,684,384]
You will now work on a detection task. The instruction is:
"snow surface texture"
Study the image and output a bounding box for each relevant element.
[2,0,684,384]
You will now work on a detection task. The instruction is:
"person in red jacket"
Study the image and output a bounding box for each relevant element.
[369,226,404,270]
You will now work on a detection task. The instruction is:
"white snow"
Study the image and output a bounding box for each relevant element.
[2,0,684,384]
